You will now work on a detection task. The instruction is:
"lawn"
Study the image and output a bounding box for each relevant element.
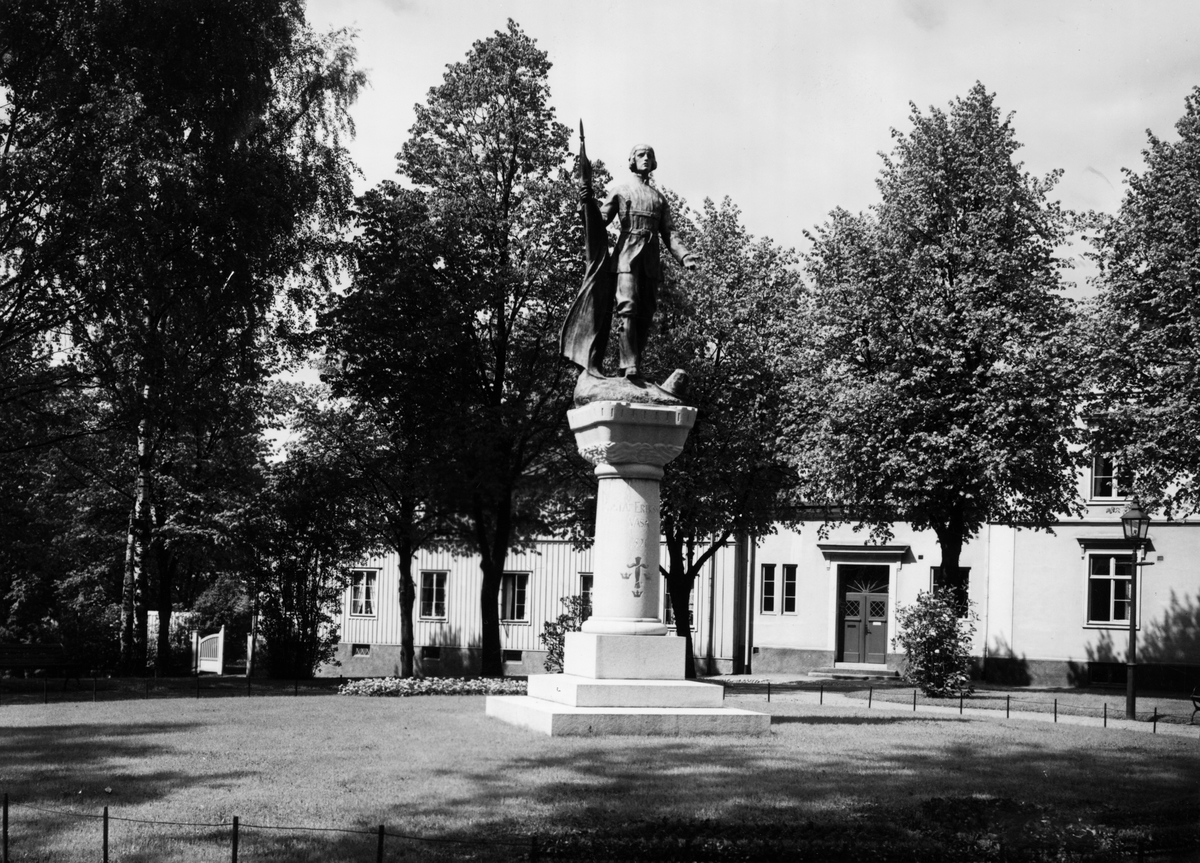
[2,690,1198,861]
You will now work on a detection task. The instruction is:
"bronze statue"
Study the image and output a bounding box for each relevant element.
[560,125,697,403]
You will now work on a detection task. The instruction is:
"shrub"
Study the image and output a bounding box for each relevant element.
[893,589,977,697]
[539,595,587,672]
[338,676,527,697]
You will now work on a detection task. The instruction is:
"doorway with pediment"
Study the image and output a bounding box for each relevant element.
[837,564,890,664]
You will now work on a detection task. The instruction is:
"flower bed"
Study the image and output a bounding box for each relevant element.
[338,676,528,697]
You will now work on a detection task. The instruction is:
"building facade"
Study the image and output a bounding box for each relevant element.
[322,459,1200,690]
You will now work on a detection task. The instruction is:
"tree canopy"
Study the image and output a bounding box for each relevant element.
[1085,86,1200,517]
[785,82,1082,582]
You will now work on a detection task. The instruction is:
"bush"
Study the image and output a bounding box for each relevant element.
[893,589,977,697]
[539,595,587,672]
[338,676,527,697]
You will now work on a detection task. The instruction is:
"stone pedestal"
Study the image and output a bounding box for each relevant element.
[485,400,768,736]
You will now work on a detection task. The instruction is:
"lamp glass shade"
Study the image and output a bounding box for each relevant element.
[1121,499,1151,542]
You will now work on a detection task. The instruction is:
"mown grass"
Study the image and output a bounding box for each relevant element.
[2,692,1198,861]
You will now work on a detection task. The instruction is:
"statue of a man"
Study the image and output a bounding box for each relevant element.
[560,141,698,383]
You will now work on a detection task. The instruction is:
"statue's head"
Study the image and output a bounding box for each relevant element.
[628,144,657,173]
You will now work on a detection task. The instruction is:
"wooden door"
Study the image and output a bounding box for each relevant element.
[837,565,889,664]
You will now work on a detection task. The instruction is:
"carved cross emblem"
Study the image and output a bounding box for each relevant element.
[624,556,646,597]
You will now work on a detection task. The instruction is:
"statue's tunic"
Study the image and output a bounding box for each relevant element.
[601,180,683,282]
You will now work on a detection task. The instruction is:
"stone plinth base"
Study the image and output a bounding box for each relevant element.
[528,674,721,708]
[485,695,770,737]
[564,632,684,680]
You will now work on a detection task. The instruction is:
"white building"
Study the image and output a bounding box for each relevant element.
[322,457,1200,691]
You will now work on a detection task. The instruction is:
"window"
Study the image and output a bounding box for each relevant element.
[580,572,593,621]
[761,564,776,613]
[1088,554,1133,625]
[350,643,371,657]
[349,570,376,616]
[664,589,695,629]
[500,572,529,622]
[782,565,797,614]
[931,566,971,613]
[1091,455,1132,499]
[420,571,447,620]
[502,649,523,663]
[420,645,441,661]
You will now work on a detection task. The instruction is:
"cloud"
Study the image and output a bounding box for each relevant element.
[899,0,948,32]
[378,0,415,14]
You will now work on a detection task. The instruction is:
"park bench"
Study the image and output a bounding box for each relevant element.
[0,643,82,687]
[1192,688,1199,725]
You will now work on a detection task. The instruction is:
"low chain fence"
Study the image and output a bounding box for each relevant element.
[5,792,1199,862]
[719,679,1200,732]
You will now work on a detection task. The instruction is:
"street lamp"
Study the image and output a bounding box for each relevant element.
[1120,496,1151,720]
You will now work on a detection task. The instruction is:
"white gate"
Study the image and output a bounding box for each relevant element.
[194,625,225,675]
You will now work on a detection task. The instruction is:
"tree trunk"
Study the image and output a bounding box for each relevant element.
[476,492,513,678]
[398,551,416,678]
[122,397,153,672]
[154,549,174,675]
[664,531,696,679]
[479,556,503,676]
[934,515,967,615]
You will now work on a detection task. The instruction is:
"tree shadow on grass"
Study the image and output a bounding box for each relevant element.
[0,720,247,862]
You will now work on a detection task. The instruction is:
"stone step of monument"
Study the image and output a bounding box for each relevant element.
[486,695,770,736]
[528,674,723,709]
[807,666,901,681]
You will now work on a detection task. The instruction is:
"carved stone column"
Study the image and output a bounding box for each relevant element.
[568,401,697,636]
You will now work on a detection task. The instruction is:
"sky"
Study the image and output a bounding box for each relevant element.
[304,0,1200,292]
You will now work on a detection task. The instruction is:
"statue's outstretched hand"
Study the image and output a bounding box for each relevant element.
[578,183,593,203]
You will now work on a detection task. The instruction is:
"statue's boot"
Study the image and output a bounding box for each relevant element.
[618,316,641,379]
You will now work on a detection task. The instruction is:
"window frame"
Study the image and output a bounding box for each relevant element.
[1085,553,1139,629]
[500,572,530,624]
[579,572,593,622]
[760,564,776,614]
[1090,454,1132,501]
[664,588,696,630]
[419,571,448,621]
[782,564,797,614]
[349,569,378,618]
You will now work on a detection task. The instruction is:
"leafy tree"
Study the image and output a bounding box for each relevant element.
[539,595,587,673]
[648,196,804,678]
[1084,86,1200,514]
[238,445,379,679]
[390,20,582,676]
[894,590,977,697]
[786,83,1082,585]
[0,0,363,669]
[319,185,465,678]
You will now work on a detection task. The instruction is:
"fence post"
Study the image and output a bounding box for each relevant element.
[103,805,109,863]
[196,673,200,699]
[913,689,917,712]
[145,676,149,699]
[247,674,251,698]
[1152,707,1158,734]
[1006,694,1010,719]
[766,681,770,703]
[959,691,963,715]
[819,682,824,705]
[231,815,239,863]
[1054,699,1057,723]
[868,686,873,708]
[294,677,298,697]
[377,824,384,863]
[1104,702,1107,728]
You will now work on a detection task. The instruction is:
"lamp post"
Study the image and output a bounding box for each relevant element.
[1120,496,1151,720]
